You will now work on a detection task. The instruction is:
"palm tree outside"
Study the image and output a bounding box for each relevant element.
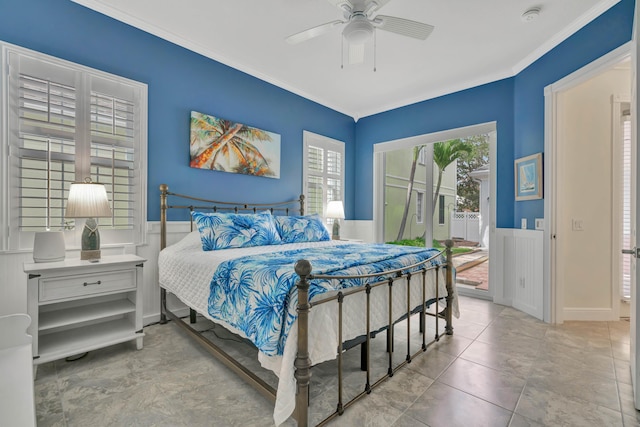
[394,140,471,242]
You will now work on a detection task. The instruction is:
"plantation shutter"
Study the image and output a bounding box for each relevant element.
[89,79,138,230]
[303,131,345,224]
[9,53,79,232]
[4,44,147,251]
[621,113,632,300]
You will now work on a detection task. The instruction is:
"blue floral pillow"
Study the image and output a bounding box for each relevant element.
[274,214,331,244]
[192,211,282,250]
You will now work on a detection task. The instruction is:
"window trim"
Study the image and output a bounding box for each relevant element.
[302,130,345,225]
[1,41,148,252]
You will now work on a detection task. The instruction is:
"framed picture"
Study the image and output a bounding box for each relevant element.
[189,111,281,179]
[514,153,542,201]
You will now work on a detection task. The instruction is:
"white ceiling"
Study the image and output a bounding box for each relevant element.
[72,0,618,121]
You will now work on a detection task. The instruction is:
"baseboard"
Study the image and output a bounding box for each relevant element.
[144,307,190,326]
[563,307,616,321]
[492,296,512,307]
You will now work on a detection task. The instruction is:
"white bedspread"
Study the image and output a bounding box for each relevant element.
[158,232,458,425]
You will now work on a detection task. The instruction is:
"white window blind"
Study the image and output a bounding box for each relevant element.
[302,131,345,225]
[621,114,631,300]
[2,43,147,251]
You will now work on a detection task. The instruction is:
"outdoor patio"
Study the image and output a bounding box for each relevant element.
[454,248,489,291]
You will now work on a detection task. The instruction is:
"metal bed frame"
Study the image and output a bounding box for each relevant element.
[158,184,455,426]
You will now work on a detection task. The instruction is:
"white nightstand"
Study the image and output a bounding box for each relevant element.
[23,254,146,364]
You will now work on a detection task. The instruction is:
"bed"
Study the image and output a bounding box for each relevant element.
[157,184,458,426]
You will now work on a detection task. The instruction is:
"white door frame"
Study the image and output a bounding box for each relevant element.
[544,41,632,324]
[372,122,497,299]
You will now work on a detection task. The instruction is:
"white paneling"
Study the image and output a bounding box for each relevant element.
[0,252,34,316]
[494,228,543,320]
[0,222,191,324]
[341,220,374,243]
[139,222,191,325]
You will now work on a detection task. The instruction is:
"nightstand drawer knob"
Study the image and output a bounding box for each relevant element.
[83,280,102,287]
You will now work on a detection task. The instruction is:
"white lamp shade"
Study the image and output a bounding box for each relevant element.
[33,231,65,263]
[326,201,345,219]
[65,182,112,218]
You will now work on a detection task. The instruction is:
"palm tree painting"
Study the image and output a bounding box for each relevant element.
[189,111,280,179]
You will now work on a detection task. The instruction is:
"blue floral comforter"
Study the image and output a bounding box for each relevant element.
[208,243,444,356]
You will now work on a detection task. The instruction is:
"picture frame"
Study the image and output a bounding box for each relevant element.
[514,153,542,201]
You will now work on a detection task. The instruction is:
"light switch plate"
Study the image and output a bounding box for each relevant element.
[535,218,544,230]
[521,218,527,229]
[572,219,584,231]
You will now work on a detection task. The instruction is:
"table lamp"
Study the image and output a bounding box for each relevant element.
[65,178,112,261]
[326,200,345,240]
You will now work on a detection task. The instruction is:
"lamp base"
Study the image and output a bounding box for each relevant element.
[81,218,101,260]
[332,221,341,240]
[81,249,101,261]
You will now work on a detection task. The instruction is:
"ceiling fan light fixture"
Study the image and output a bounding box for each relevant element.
[343,16,373,44]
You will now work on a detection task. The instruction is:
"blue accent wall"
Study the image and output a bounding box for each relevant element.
[0,0,635,227]
[355,0,634,227]
[355,79,515,226]
[513,0,634,228]
[0,0,356,221]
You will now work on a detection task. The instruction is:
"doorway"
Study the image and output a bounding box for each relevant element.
[373,122,496,300]
[545,43,631,323]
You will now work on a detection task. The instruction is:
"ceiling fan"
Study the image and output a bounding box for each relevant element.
[285,0,434,65]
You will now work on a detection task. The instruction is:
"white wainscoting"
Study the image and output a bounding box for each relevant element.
[2,223,546,325]
[341,220,375,243]
[494,228,544,320]
[0,223,191,325]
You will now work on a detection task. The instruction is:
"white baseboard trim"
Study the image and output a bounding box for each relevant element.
[492,296,512,307]
[144,307,190,326]
[563,307,616,321]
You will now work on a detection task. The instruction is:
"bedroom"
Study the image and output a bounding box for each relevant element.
[0,0,637,425]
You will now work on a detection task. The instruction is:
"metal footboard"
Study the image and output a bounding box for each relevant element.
[158,184,455,426]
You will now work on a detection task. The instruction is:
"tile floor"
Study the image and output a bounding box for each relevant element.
[35,296,640,427]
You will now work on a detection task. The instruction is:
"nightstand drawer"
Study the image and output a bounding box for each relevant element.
[39,269,136,302]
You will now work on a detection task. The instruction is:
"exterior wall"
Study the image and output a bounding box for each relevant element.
[383,148,456,243]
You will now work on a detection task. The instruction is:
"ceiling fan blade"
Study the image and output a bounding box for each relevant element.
[286,20,343,44]
[326,0,354,14]
[348,43,365,64]
[374,15,434,40]
[364,0,391,15]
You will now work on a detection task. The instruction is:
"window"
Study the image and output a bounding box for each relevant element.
[418,146,426,165]
[1,43,147,251]
[621,111,631,300]
[439,194,446,225]
[416,192,424,224]
[302,131,345,226]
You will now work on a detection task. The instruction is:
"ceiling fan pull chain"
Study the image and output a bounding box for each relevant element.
[373,29,377,72]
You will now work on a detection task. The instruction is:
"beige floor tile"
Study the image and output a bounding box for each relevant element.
[34,295,637,427]
[515,383,623,427]
[438,358,525,411]
[405,382,512,427]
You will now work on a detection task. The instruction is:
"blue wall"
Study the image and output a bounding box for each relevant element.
[0,0,356,221]
[0,0,635,227]
[513,0,634,228]
[355,79,515,227]
[354,0,634,228]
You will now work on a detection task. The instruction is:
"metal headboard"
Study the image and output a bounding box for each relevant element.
[159,183,305,250]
